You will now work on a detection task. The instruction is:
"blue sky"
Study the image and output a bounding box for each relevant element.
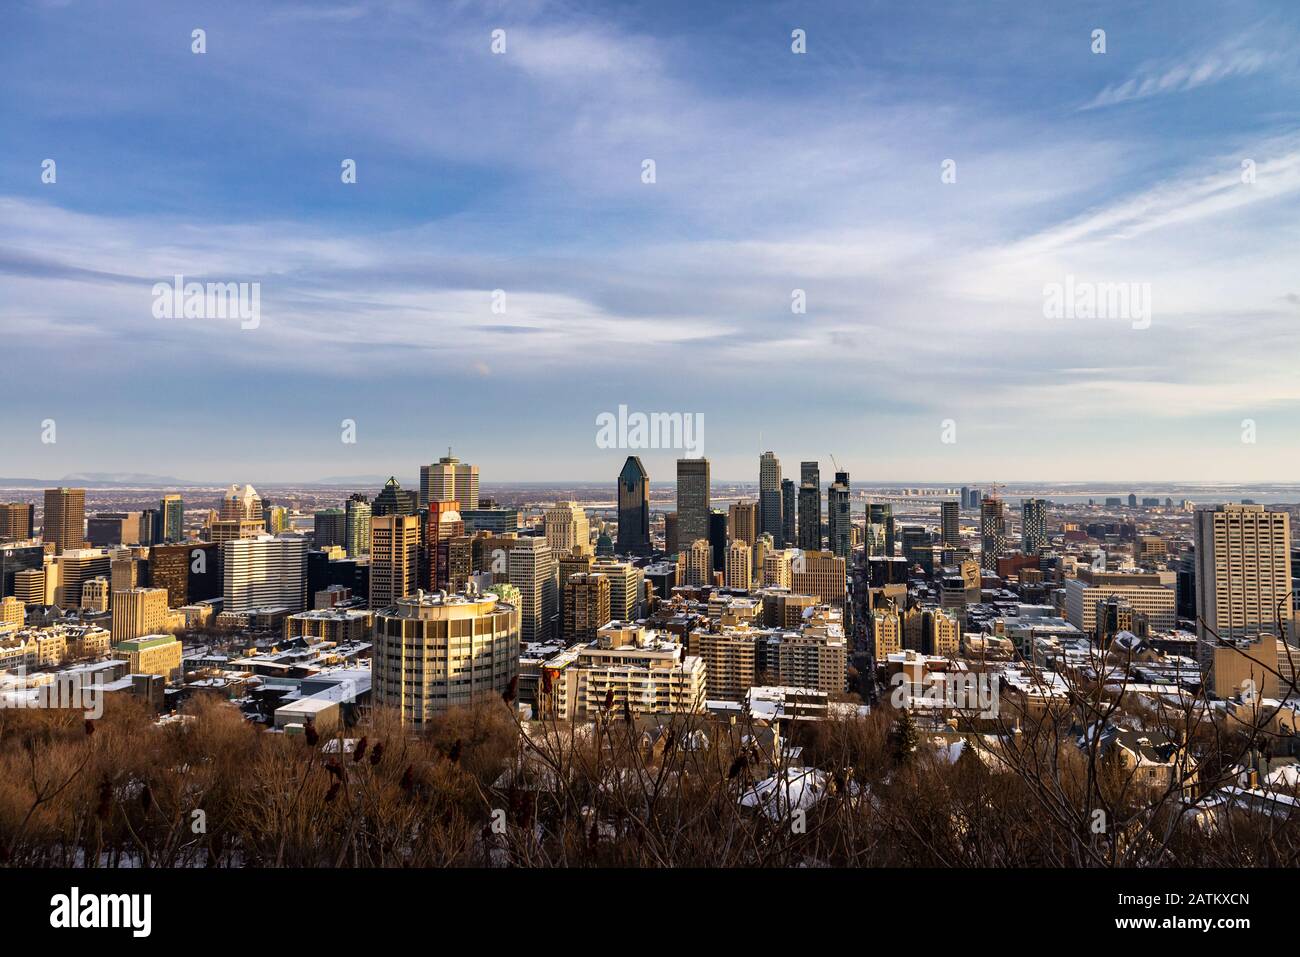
[2,0,1299,484]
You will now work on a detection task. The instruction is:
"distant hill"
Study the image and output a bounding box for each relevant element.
[0,473,200,488]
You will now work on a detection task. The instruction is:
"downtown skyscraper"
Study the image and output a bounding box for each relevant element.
[345,493,371,557]
[158,494,184,544]
[797,482,821,551]
[42,487,86,554]
[826,471,851,559]
[676,457,710,549]
[941,500,960,547]
[509,536,558,643]
[797,461,821,551]
[1194,503,1293,674]
[759,452,782,542]
[980,497,1007,571]
[781,479,796,548]
[420,451,479,510]
[616,456,650,556]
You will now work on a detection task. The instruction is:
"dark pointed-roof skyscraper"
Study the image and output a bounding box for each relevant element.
[372,477,418,517]
[616,456,651,556]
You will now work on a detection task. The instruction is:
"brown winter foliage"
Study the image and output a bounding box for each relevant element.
[0,690,1296,868]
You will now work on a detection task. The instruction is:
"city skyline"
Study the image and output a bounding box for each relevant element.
[4,1,1300,482]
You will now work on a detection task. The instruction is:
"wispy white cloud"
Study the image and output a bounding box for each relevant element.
[1083,41,1281,109]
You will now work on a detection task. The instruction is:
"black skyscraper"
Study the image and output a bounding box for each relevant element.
[781,479,797,547]
[797,483,821,551]
[709,510,728,573]
[617,456,651,556]
[372,477,417,517]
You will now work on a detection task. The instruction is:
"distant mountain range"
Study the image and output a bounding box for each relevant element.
[0,473,198,488]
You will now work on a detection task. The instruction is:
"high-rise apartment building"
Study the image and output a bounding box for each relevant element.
[868,502,895,557]
[373,590,519,724]
[222,535,308,614]
[762,546,793,590]
[680,538,713,586]
[797,486,820,552]
[537,623,705,720]
[111,586,169,642]
[369,515,420,608]
[781,479,797,547]
[264,505,288,535]
[676,457,710,549]
[776,607,848,693]
[159,494,184,543]
[1194,504,1293,676]
[941,500,960,547]
[872,608,902,661]
[726,539,752,589]
[980,497,1007,571]
[616,456,651,556]
[419,452,479,510]
[759,452,782,541]
[345,493,371,557]
[563,571,611,643]
[927,608,961,657]
[800,462,820,495]
[826,471,850,559]
[590,558,643,622]
[697,627,759,702]
[42,487,86,554]
[509,536,558,643]
[1021,498,1048,555]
